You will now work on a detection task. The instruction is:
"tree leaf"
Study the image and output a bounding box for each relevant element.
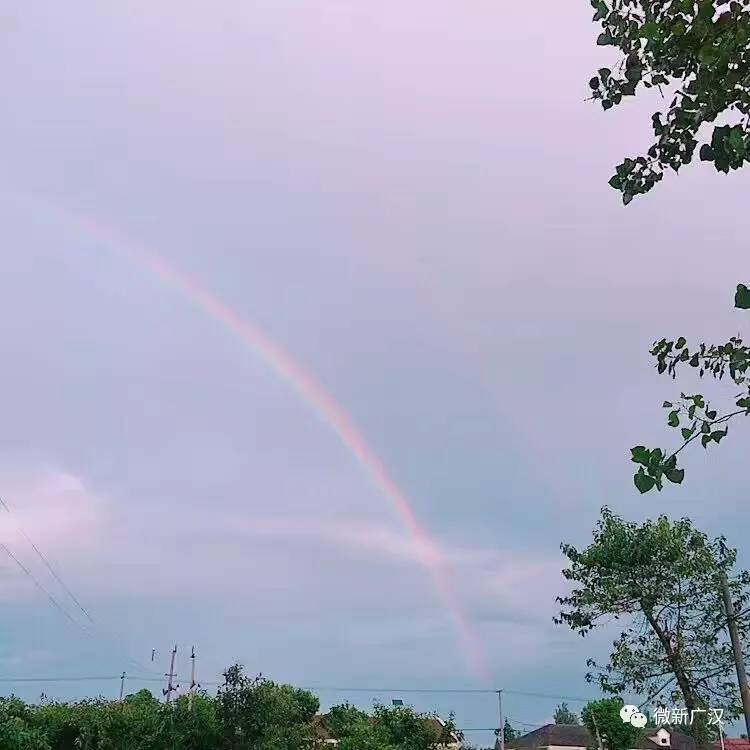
[735,284,750,309]
[630,446,651,466]
[665,468,685,484]
[634,469,656,493]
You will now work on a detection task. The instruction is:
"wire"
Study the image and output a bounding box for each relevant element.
[1,543,83,629]
[0,676,120,683]
[299,686,498,694]
[0,497,94,623]
[0,673,593,710]
[504,689,592,703]
[0,496,160,679]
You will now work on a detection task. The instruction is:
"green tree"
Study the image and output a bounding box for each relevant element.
[585,0,750,204]
[555,507,750,742]
[581,699,639,750]
[554,703,580,725]
[0,697,49,750]
[631,284,750,494]
[327,702,461,750]
[502,718,518,741]
[216,664,319,750]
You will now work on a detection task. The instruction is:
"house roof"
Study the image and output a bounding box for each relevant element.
[505,724,592,749]
[713,741,750,750]
[499,724,697,750]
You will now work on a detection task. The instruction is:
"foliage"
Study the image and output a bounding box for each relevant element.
[555,507,750,742]
[0,665,322,750]
[554,703,580,725]
[326,701,461,750]
[586,0,750,203]
[0,698,49,750]
[631,283,750,493]
[581,699,640,750]
[216,665,319,750]
[0,666,461,750]
[501,718,518,741]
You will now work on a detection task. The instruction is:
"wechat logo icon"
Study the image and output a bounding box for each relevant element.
[620,704,647,728]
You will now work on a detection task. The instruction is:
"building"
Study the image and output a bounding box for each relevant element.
[496,724,697,750]
[712,741,750,750]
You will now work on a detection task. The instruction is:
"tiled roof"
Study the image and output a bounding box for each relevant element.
[498,724,697,750]
[713,741,750,750]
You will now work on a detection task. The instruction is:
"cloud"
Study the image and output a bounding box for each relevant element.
[0,466,110,599]
[0,466,108,553]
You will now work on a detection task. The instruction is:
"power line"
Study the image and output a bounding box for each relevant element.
[1,543,83,630]
[299,686,498,694]
[0,497,94,623]
[0,674,594,707]
[504,689,592,704]
[0,676,120,683]
[0,497,159,679]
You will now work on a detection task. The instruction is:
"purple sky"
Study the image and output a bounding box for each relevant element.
[0,1,749,744]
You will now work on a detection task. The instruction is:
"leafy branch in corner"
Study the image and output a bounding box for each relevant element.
[631,283,750,493]
[587,0,750,204]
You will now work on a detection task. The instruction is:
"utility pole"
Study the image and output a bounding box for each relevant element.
[164,644,178,704]
[119,672,126,702]
[188,646,196,712]
[591,710,604,750]
[720,570,750,738]
[497,690,504,750]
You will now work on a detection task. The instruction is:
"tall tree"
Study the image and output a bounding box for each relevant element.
[585,0,750,204]
[554,703,580,725]
[555,507,750,742]
[631,283,750,494]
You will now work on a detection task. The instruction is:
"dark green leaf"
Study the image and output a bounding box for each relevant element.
[634,469,656,493]
[736,284,750,309]
[630,446,651,466]
[665,468,685,484]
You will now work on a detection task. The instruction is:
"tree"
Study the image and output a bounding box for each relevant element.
[581,699,640,750]
[555,507,750,742]
[631,283,750,494]
[327,702,462,750]
[502,718,519,741]
[216,664,319,750]
[585,0,750,204]
[0,698,49,750]
[554,703,580,725]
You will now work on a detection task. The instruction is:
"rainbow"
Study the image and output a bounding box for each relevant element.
[43,199,487,680]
